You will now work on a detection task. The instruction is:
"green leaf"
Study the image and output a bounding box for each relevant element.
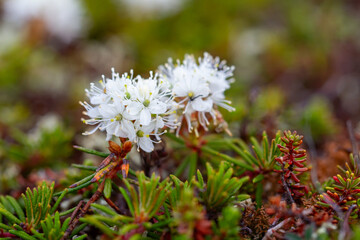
[104,179,112,199]
[9,230,37,240]
[252,174,264,184]
[91,203,117,216]
[51,188,68,215]
[6,196,25,222]
[201,146,254,171]
[73,235,88,240]
[71,223,88,238]
[73,145,108,157]
[80,217,116,237]
[188,152,198,181]
[197,170,204,189]
[174,155,191,177]
[0,222,12,230]
[0,206,21,224]
[120,224,140,235]
[255,183,263,208]
[119,187,135,216]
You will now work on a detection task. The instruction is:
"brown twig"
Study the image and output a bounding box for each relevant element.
[61,180,106,240]
[104,197,122,214]
[281,167,295,205]
[69,200,85,225]
[262,218,292,240]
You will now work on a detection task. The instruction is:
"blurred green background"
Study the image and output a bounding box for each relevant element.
[0,0,359,193]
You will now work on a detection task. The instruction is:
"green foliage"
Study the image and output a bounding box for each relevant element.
[121,171,172,222]
[300,97,338,141]
[228,131,282,171]
[5,123,73,170]
[171,187,207,239]
[0,181,54,231]
[197,162,249,212]
[215,206,242,239]
[318,153,360,216]
[81,171,172,238]
[0,181,85,239]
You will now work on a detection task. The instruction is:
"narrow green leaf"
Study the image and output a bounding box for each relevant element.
[59,206,77,217]
[0,207,21,224]
[119,223,140,235]
[252,174,264,184]
[174,156,191,177]
[73,235,88,240]
[6,196,25,222]
[91,203,117,216]
[164,132,185,145]
[0,222,12,230]
[202,146,254,171]
[119,187,135,216]
[188,152,197,181]
[0,196,14,214]
[9,230,36,240]
[255,183,263,208]
[30,228,46,240]
[80,217,116,237]
[104,178,112,199]
[71,223,88,238]
[61,217,71,232]
[51,188,68,215]
[197,170,204,189]
[54,212,60,231]
[54,179,94,197]
[73,145,109,157]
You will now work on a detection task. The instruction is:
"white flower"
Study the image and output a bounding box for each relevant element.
[82,69,176,152]
[126,75,169,126]
[3,0,85,43]
[97,99,136,141]
[158,52,235,134]
[133,121,156,152]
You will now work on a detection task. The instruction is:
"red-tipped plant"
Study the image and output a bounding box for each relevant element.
[274,131,309,203]
[317,154,360,218]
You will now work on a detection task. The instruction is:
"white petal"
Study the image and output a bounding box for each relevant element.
[106,122,117,135]
[138,137,154,152]
[126,101,143,116]
[139,108,151,126]
[142,121,155,133]
[124,120,136,140]
[149,100,167,114]
[191,98,213,112]
[87,107,100,118]
[99,104,116,118]
[90,94,108,105]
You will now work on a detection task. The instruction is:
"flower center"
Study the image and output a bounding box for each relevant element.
[125,92,131,99]
[188,91,194,98]
[143,99,150,107]
[115,114,123,121]
[136,130,144,137]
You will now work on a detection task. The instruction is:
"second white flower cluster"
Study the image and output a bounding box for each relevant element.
[81,53,235,152]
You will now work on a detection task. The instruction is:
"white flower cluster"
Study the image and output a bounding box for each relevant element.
[82,53,235,152]
[159,52,235,135]
[3,0,85,43]
[81,69,176,152]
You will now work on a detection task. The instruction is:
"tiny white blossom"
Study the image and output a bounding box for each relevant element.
[82,69,176,152]
[126,73,169,126]
[158,52,235,134]
[132,122,156,152]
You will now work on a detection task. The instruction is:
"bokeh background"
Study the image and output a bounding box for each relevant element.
[1,0,360,193]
